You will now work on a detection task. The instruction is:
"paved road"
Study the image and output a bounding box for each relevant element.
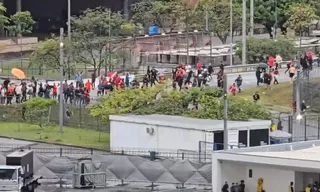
[211,66,320,89]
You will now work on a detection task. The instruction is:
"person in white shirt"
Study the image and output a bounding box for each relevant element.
[15,84,22,103]
[275,54,282,69]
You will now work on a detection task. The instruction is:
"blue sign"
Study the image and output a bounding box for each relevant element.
[148,25,160,36]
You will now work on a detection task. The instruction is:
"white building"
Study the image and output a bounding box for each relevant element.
[212,140,320,192]
[110,114,271,153]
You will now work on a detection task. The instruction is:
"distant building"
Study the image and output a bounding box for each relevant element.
[2,0,140,33]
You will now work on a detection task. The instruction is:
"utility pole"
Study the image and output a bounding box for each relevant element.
[230,0,233,66]
[67,0,71,40]
[223,74,228,150]
[104,11,112,75]
[108,11,111,72]
[296,30,302,118]
[249,0,254,36]
[186,14,190,65]
[59,28,64,134]
[242,0,247,65]
[205,8,209,32]
[273,0,278,38]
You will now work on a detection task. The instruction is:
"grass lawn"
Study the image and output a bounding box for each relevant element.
[238,82,293,112]
[0,122,110,150]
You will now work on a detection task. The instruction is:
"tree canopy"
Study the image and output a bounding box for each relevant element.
[199,0,243,43]
[89,85,271,121]
[71,7,135,75]
[7,11,35,36]
[29,37,76,78]
[285,3,319,34]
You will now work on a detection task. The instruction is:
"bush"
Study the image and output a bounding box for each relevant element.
[91,85,272,121]
[236,37,297,64]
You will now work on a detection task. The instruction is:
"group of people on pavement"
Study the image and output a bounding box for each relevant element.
[171,62,215,90]
[222,180,245,192]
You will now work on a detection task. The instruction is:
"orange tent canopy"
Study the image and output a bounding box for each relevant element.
[11,68,25,79]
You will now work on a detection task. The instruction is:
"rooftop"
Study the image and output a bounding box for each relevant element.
[110,114,271,131]
[212,140,320,170]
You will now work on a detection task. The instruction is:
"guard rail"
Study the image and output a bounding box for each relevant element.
[214,61,290,73]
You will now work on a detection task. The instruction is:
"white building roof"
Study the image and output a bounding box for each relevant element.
[244,146,320,161]
[110,114,271,132]
[212,140,320,170]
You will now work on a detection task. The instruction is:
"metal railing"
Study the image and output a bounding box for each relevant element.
[0,143,213,162]
[275,113,320,142]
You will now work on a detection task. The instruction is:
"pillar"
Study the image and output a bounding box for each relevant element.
[16,0,21,12]
[123,0,129,20]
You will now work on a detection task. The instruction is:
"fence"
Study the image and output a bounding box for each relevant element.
[274,113,320,142]
[0,58,170,80]
[0,143,212,162]
[293,66,320,112]
[0,104,109,131]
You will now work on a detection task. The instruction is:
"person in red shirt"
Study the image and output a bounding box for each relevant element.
[196,62,202,70]
[113,75,121,88]
[85,80,92,93]
[52,83,57,99]
[268,56,275,68]
[229,83,237,96]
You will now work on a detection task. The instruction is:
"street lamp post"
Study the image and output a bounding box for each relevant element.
[230,0,233,66]
[59,28,64,134]
[67,0,71,40]
[296,29,302,119]
[273,0,278,38]
[249,0,254,36]
[223,74,228,150]
[242,0,247,65]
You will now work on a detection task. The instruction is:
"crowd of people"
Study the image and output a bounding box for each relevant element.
[0,51,317,106]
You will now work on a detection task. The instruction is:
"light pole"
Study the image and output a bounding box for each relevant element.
[230,0,233,66]
[242,0,247,65]
[273,0,278,38]
[249,0,254,36]
[59,28,64,134]
[223,74,228,150]
[67,0,71,40]
[296,29,302,119]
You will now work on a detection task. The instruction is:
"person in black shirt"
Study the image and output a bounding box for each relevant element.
[3,78,10,90]
[208,63,214,75]
[239,180,245,192]
[253,92,260,102]
[230,183,235,192]
[256,69,261,86]
[142,75,149,88]
[301,100,307,112]
[222,181,229,192]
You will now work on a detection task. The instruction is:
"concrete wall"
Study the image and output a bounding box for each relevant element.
[213,160,296,192]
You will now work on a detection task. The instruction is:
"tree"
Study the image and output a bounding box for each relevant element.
[0,3,9,36]
[235,38,296,63]
[23,97,57,132]
[29,38,76,79]
[199,0,243,43]
[285,3,319,34]
[8,11,35,36]
[71,7,136,75]
[131,0,204,33]
[131,0,177,33]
